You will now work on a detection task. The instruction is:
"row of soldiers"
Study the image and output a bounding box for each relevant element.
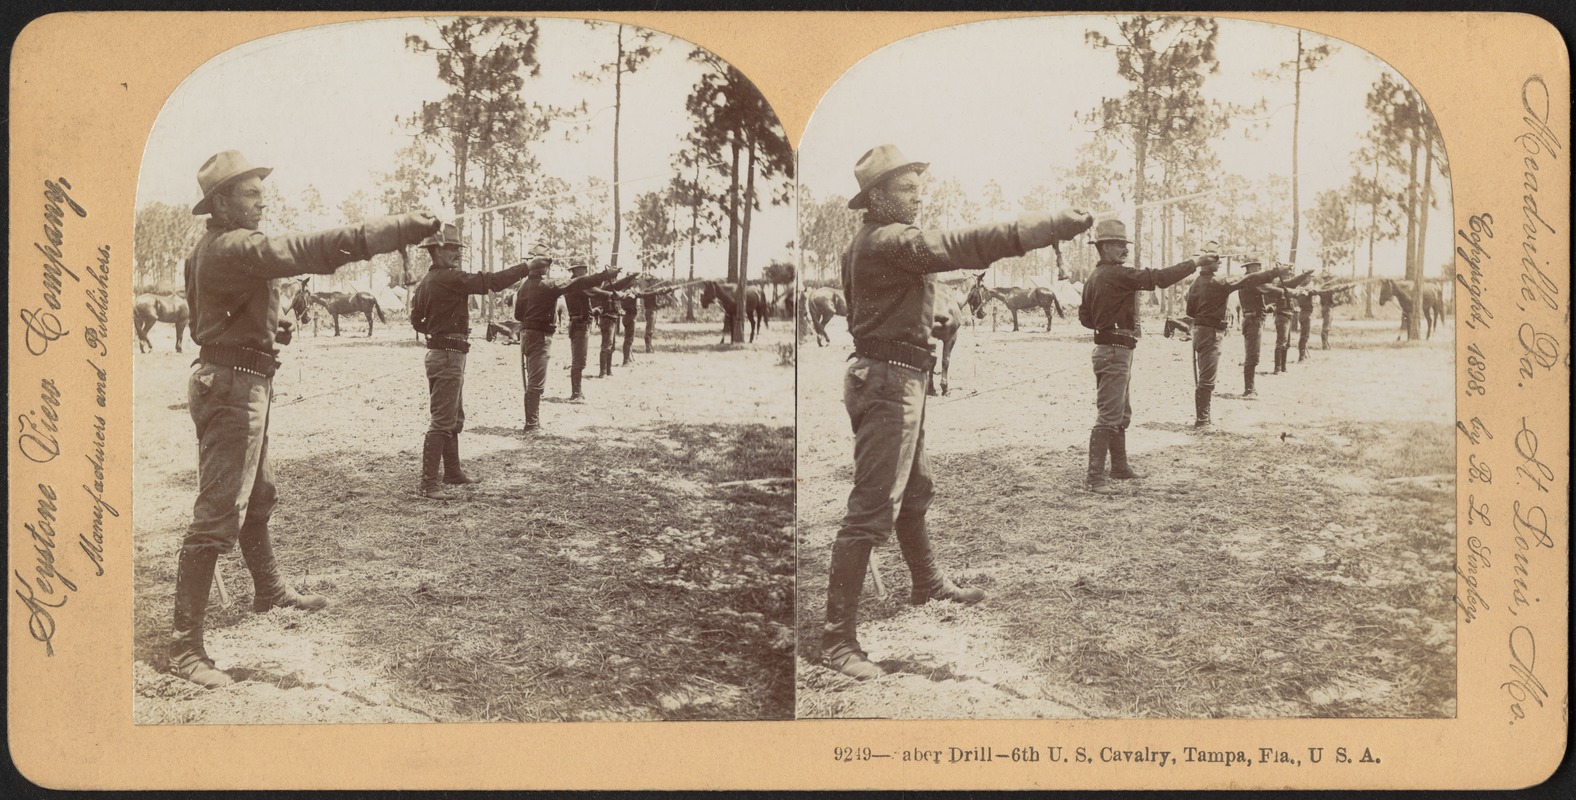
[410,224,676,500]
[1172,258,1355,431]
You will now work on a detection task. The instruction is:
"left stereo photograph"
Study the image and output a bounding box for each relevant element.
[131,15,798,724]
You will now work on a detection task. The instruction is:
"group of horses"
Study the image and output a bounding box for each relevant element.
[133,278,389,352]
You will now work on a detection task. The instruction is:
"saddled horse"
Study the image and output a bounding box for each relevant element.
[309,291,386,337]
[805,286,848,347]
[133,292,189,353]
[1378,278,1444,340]
[985,285,1064,332]
[928,274,990,396]
[699,280,769,343]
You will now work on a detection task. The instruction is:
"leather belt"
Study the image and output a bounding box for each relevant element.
[852,337,936,372]
[1094,329,1138,349]
[1194,318,1228,330]
[426,333,471,354]
[198,344,279,378]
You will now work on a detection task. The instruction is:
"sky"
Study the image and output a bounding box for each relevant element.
[800,15,1454,277]
[137,16,794,279]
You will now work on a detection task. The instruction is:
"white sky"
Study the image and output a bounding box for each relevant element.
[800,15,1454,276]
[137,16,794,278]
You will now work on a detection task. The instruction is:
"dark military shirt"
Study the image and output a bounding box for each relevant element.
[586,273,639,316]
[1082,258,1198,334]
[515,271,605,332]
[1294,289,1315,315]
[842,210,1028,351]
[565,271,616,317]
[1185,268,1279,329]
[412,260,532,336]
[185,216,406,353]
[1239,274,1273,315]
[1259,270,1314,317]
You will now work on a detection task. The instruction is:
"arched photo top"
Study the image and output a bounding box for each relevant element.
[799,14,1451,289]
[135,15,794,295]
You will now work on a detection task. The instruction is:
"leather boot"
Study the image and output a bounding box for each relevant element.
[1108,428,1146,479]
[1298,343,1307,362]
[442,433,482,485]
[821,539,885,680]
[1243,365,1257,397]
[419,432,457,499]
[1194,387,1213,427]
[168,548,235,688]
[1086,427,1119,495]
[240,521,328,612]
[523,393,541,432]
[569,371,585,401]
[897,515,986,605]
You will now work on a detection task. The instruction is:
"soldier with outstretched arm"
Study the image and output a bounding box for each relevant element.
[562,259,614,401]
[1078,219,1215,493]
[821,144,1092,680]
[588,267,641,379]
[408,223,542,500]
[1293,285,1316,362]
[172,150,440,688]
[1261,266,1316,374]
[513,251,608,432]
[1184,252,1287,427]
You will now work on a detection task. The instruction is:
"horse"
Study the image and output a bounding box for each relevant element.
[699,280,769,343]
[277,277,313,326]
[309,291,385,337]
[1377,278,1444,340]
[133,292,189,353]
[927,274,990,397]
[805,286,848,347]
[984,285,1064,332]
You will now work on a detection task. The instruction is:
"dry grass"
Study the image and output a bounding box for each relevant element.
[135,422,794,722]
[797,419,1455,719]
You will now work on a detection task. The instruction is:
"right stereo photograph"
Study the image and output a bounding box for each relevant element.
[795,14,1456,721]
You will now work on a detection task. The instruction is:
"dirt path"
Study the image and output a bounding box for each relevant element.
[134,318,796,723]
[797,309,1456,719]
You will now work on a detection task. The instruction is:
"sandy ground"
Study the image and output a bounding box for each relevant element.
[133,313,795,723]
[797,303,1457,720]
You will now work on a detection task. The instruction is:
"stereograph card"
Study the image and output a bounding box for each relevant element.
[6,8,1569,791]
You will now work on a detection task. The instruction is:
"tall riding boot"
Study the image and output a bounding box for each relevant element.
[1243,364,1258,397]
[569,371,585,401]
[1086,427,1120,495]
[523,393,541,432]
[419,432,456,500]
[240,521,328,612]
[821,538,885,680]
[1108,428,1146,479]
[168,548,235,688]
[442,433,481,485]
[622,340,633,366]
[1194,387,1213,427]
[1298,342,1307,362]
[896,515,986,605]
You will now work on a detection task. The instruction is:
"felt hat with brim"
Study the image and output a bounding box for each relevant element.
[192,150,272,216]
[848,145,928,210]
[1242,258,1263,271]
[420,222,461,249]
[1089,218,1132,244]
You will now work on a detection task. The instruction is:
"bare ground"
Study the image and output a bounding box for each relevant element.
[133,316,796,723]
[796,307,1456,720]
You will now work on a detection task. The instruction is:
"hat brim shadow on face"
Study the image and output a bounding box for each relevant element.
[192,167,272,216]
[847,162,929,210]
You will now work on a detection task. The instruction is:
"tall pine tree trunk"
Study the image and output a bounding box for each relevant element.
[1402,128,1421,341]
[1365,157,1378,318]
[725,132,742,315]
[686,160,699,322]
[1289,31,1304,265]
[734,139,757,344]
[610,25,624,269]
[1413,132,1434,332]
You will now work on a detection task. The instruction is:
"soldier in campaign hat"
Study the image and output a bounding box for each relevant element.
[513,246,609,431]
[1077,218,1216,492]
[819,144,1093,680]
[561,258,620,400]
[408,222,544,500]
[1183,247,1286,426]
[171,150,440,688]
